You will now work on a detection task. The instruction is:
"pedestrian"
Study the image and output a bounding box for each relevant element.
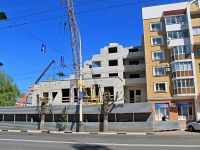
[31,116,33,122]
[85,118,88,122]
[162,114,167,121]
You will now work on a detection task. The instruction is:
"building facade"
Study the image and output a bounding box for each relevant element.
[142,0,200,123]
[31,43,147,106]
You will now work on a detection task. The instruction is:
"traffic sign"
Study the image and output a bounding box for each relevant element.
[79,91,84,99]
[60,56,64,63]
[41,43,46,53]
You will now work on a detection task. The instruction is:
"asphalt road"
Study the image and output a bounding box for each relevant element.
[0,131,200,150]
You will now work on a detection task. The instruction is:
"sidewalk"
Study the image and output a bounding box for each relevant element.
[0,129,148,135]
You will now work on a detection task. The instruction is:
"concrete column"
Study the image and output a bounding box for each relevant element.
[2,114,4,122]
[115,113,117,122]
[26,114,27,122]
[133,113,134,122]
[14,114,15,122]
[52,114,54,122]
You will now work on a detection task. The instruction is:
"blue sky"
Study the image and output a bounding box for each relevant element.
[0,0,182,93]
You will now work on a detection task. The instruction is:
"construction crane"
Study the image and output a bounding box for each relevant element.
[17,60,55,106]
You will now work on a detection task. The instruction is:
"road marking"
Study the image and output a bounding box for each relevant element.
[187,140,200,141]
[133,139,147,140]
[0,138,200,148]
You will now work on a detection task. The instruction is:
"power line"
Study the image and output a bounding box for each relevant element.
[0,0,154,29]
[7,0,104,17]
[0,47,44,68]
[2,28,56,60]
[0,0,43,9]
[9,20,72,60]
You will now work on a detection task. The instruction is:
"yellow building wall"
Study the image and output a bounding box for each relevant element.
[143,18,172,98]
[190,2,199,12]
[191,18,200,27]
[194,45,200,92]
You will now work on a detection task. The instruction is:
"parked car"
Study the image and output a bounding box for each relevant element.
[186,120,200,132]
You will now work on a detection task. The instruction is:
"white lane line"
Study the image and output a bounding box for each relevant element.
[0,138,200,148]
[133,139,147,140]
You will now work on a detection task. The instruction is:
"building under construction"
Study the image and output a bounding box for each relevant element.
[30,43,147,106]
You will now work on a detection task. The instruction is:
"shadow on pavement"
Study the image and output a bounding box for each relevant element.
[71,144,113,150]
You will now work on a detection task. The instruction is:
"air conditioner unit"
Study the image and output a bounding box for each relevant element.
[170,103,176,107]
[181,22,187,26]
[165,64,170,67]
[166,67,170,72]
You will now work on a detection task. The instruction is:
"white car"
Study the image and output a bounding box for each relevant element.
[186,120,200,132]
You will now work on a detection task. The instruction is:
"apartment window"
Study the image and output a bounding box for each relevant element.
[170,45,191,56]
[167,30,189,39]
[172,62,192,72]
[129,48,138,52]
[193,27,200,35]
[152,51,164,60]
[165,15,187,24]
[153,67,166,76]
[109,60,118,66]
[43,92,49,98]
[155,103,169,121]
[130,74,140,78]
[173,79,194,88]
[154,82,167,92]
[197,48,200,55]
[129,61,139,65]
[108,47,117,53]
[109,73,118,77]
[178,102,193,120]
[92,74,101,78]
[150,22,162,31]
[151,36,163,45]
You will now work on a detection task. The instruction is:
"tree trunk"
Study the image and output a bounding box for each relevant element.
[39,102,46,130]
[103,114,108,132]
[39,114,45,130]
[103,91,110,132]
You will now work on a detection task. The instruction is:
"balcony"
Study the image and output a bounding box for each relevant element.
[167,38,190,48]
[124,78,146,85]
[191,18,200,27]
[165,23,188,32]
[193,35,200,45]
[124,64,145,72]
[122,51,144,59]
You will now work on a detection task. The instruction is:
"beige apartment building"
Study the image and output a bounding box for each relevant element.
[142,0,200,124]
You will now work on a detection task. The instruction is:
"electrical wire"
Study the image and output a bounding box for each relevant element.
[2,28,54,60]
[0,47,44,68]
[0,0,43,9]
[0,0,154,29]
[8,0,105,21]
[9,20,72,60]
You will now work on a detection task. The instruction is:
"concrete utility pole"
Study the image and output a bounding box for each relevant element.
[65,0,83,132]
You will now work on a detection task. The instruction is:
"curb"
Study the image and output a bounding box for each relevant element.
[0,130,147,135]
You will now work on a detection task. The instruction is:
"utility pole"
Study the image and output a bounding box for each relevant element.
[65,0,83,132]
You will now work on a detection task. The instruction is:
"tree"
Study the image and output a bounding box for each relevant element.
[0,12,7,20]
[0,70,20,106]
[103,91,120,132]
[37,97,49,130]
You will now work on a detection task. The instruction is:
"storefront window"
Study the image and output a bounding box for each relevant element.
[155,103,170,121]
[178,102,193,120]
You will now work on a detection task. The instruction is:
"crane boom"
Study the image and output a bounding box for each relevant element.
[66,0,81,73]
[17,60,55,106]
